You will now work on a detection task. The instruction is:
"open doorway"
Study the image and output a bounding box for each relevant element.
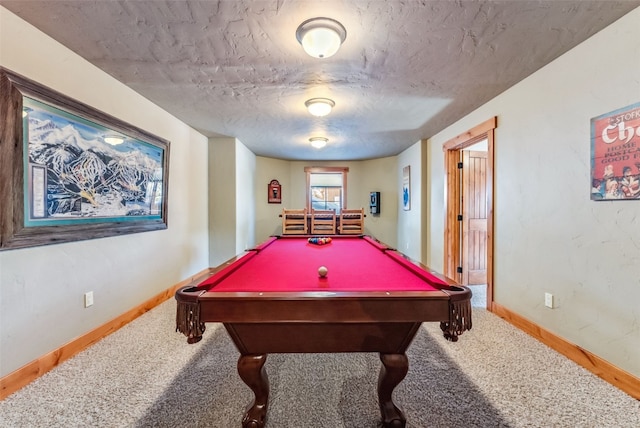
[443,117,496,310]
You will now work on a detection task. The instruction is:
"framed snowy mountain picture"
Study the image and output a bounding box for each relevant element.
[0,68,170,250]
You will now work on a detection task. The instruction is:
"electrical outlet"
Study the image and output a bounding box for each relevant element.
[84,291,94,308]
[544,292,554,309]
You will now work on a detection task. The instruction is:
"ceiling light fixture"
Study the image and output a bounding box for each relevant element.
[309,137,328,149]
[103,135,125,145]
[296,17,347,59]
[305,98,335,117]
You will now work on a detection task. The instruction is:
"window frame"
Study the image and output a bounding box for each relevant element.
[304,166,349,213]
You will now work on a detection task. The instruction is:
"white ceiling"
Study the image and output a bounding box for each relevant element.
[3,1,638,160]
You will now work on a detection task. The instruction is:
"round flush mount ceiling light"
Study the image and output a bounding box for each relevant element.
[103,134,125,145]
[296,17,347,59]
[309,137,328,149]
[305,98,335,117]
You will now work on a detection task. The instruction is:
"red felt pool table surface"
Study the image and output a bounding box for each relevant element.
[197,235,446,293]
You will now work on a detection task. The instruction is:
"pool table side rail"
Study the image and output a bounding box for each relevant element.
[381,248,473,339]
[189,291,455,322]
[176,286,471,341]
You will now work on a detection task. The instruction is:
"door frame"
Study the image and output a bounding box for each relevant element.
[443,117,496,309]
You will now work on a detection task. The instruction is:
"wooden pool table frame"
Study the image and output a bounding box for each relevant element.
[176,235,472,428]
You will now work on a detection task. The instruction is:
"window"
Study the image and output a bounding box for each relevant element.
[310,173,342,212]
[304,167,348,214]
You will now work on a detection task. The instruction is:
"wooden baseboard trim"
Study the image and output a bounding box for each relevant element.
[491,302,640,400]
[0,268,212,400]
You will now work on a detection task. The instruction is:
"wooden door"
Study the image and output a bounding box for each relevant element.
[462,150,487,285]
[444,116,495,308]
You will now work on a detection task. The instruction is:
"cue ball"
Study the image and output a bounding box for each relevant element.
[318,266,328,277]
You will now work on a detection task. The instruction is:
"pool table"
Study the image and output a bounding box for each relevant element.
[176,235,472,428]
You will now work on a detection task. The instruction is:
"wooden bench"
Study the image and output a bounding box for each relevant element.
[338,208,365,235]
[282,208,308,235]
[310,209,336,235]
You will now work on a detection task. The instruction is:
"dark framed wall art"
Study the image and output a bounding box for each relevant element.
[0,67,170,250]
[268,179,282,203]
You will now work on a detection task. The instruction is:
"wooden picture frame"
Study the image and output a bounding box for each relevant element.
[0,67,170,250]
[268,179,281,203]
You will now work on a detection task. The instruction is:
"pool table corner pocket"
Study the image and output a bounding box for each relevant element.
[440,293,473,342]
[176,298,206,344]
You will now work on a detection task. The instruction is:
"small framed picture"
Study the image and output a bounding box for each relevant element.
[402,165,411,210]
[268,179,281,204]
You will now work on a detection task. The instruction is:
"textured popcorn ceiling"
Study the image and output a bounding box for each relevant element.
[2,1,638,160]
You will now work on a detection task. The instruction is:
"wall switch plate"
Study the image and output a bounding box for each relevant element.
[84,291,94,308]
[544,292,554,309]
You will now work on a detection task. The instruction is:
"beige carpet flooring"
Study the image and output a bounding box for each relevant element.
[1,287,639,427]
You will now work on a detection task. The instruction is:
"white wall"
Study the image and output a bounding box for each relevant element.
[255,157,292,238]
[358,156,398,246]
[427,8,640,377]
[0,8,209,377]
[209,138,237,266]
[397,141,427,260]
[208,138,256,265]
[235,141,256,253]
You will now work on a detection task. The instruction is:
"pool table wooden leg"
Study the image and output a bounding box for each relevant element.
[238,354,269,428]
[378,353,408,428]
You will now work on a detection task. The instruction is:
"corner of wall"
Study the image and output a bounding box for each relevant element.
[208,137,237,266]
[234,139,257,253]
[420,139,430,265]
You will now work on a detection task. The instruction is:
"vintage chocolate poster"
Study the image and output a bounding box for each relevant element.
[591,102,640,200]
